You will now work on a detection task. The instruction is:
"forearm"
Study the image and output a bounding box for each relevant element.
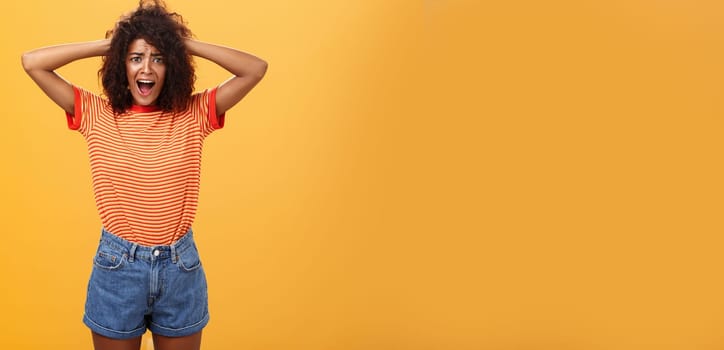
[22,39,110,73]
[183,39,267,115]
[184,39,267,79]
[21,39,110,114]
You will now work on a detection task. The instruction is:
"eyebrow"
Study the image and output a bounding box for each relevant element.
[128,52,164,56]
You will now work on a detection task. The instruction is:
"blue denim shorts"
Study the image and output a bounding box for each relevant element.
[83,228,209,339]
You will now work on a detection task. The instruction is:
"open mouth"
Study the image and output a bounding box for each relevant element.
[137,80,156,96]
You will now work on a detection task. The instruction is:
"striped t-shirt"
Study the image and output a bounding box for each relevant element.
[66,86,225,246]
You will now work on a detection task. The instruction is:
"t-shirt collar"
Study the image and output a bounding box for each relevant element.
[130,104,161,112]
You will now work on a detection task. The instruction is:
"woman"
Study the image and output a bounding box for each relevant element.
[21,1,267,349]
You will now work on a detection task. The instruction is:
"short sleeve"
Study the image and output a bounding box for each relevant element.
[65,87,82,130]
[65,86,107,137]
[194,87,226,138]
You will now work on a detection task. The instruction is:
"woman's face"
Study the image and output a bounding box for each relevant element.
[126,38,166,106]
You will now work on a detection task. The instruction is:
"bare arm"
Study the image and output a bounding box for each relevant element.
[184,39,268,116]
[21,39,110,114]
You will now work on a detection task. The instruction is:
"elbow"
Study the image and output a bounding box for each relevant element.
[21,51,36,73]
[255,60,268,80]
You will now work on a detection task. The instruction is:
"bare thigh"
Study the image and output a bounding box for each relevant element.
[153,331,202,350]
[91,332,142,350]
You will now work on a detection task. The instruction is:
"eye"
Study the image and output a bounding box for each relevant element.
[153,57,164,63]
[130,56,141,63]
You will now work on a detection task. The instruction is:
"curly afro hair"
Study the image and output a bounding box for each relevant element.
[100,0,195,114]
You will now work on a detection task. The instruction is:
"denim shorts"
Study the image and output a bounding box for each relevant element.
[83,228,209,339]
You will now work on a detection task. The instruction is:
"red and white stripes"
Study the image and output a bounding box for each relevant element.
[67,86,224,246]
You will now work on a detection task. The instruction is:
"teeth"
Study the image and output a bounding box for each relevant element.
[138,80,154,83]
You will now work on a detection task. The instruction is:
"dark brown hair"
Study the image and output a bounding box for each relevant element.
[100,0,195,114]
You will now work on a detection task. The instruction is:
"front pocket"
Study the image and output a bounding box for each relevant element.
[177,244,202,272]
[93,250,125,270]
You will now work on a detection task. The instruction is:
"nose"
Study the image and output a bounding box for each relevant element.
[141,58,151,73]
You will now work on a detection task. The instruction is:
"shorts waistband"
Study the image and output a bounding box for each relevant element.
[99,228,195,263]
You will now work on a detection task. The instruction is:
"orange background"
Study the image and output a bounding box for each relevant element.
[2,0,724,349]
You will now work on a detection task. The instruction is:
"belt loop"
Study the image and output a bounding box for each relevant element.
[129,243,138,263]
[171,242,178,264]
